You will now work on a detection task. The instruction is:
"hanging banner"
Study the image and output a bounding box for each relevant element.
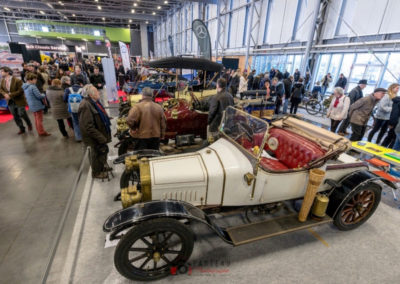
[101,57,118,102]
[168,35,174,56]
[192,19,212,60]
[119,41,130,73]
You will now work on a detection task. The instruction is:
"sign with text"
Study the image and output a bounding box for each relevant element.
[24,43,69,52]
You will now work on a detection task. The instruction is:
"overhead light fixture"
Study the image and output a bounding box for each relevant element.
[40,10,45,15]
[41,26,49,32]
[82,38,88,41]
[58,1,64,5]
[164,0,168,3]
[152,12,156,15]
[145,21,149,24]
[64,16,68,19]
[94,0,98,2]
[72,13,76,16]
[97,5,102,10]
[102,17,105,20]
[46,3,53,8]
[129,19,132,23]
[157,6,161,9]
[142,11,145,14]
[131,9,135,13]
[4,7,10,11]
[133,3,137,7]
[71,28,75,34]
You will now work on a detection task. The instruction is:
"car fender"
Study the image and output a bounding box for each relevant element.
[326,170,396,218]
[103,200,232,244]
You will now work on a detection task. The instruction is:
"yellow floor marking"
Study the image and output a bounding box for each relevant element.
[308,228,329,247]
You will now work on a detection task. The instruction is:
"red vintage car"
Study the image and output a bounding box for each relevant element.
[116,95,209,155]
[163,97,208,140]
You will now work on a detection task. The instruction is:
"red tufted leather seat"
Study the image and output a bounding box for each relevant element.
[262,128,325,171]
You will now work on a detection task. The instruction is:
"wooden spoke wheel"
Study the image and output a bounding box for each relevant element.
[334,183,381,231]
[114,218,194,281]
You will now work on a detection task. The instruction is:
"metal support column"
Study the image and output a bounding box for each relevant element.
[4,19,11,42]
[215,0,228,60]
[245,0,263,71]
[300,0,322,76]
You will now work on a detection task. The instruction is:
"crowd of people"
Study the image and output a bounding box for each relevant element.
[0,57,114,179]
[2,57,400,178]
[222,66,400,150]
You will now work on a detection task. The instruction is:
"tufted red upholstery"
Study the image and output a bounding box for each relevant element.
[260,158,289,171]
[264,128,325,169]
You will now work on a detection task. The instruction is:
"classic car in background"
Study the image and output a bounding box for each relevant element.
[115,93,210,156]
[104,107,396,281]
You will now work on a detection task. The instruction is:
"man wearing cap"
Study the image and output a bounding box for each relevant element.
[0,66,33,134]
[126,87,166,150]
[348,88,387,141]
[338,79,367,135]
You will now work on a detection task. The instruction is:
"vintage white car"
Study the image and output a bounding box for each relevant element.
[104,107,396,281]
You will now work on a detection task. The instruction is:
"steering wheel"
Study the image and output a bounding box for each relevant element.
[162,98,179,111]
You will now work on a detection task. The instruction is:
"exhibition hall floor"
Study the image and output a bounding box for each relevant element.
[1,107,400,283]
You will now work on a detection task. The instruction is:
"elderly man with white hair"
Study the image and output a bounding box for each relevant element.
[78,85,112,179]
[126,87,166,150]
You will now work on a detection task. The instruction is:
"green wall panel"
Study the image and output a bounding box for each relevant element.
[16,20,131,43]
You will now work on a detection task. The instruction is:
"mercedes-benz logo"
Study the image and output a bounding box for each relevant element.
[195,25,207,39]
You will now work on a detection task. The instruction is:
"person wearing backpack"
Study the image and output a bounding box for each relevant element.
[64,77,84,142]
[289,78,305,114]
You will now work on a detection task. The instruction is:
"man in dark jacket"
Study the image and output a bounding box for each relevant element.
[293,69,300,82]
[0,66,32,134]
[348,88,386,141]
[126,87,166,150]
[335,73,347,89]
[253,74,261,90]
[208,78,234,142]
[247,70,256,91]
[283,76,293,114]
[70,65,88,86]
[90,66,107,107]
[271,77,285,114]
[338,79,367,135]
[78,85,112,179]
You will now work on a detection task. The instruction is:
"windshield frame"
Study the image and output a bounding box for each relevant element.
[219,106,270,168]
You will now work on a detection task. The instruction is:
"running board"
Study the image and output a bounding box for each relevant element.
[225,213,332,246]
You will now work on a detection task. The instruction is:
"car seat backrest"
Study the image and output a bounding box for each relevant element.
[264,128,326,169]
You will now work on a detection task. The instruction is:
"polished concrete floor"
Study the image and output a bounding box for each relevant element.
[0,110,85,284]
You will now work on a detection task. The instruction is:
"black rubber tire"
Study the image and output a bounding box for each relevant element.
[120,170,135,189]
[114,218,194,282]
[333,183,381,231]
[306,100,322,115]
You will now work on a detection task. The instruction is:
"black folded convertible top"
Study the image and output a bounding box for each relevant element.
[148,57,223,72]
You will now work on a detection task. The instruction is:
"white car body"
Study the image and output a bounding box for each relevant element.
[148,137,366,207]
